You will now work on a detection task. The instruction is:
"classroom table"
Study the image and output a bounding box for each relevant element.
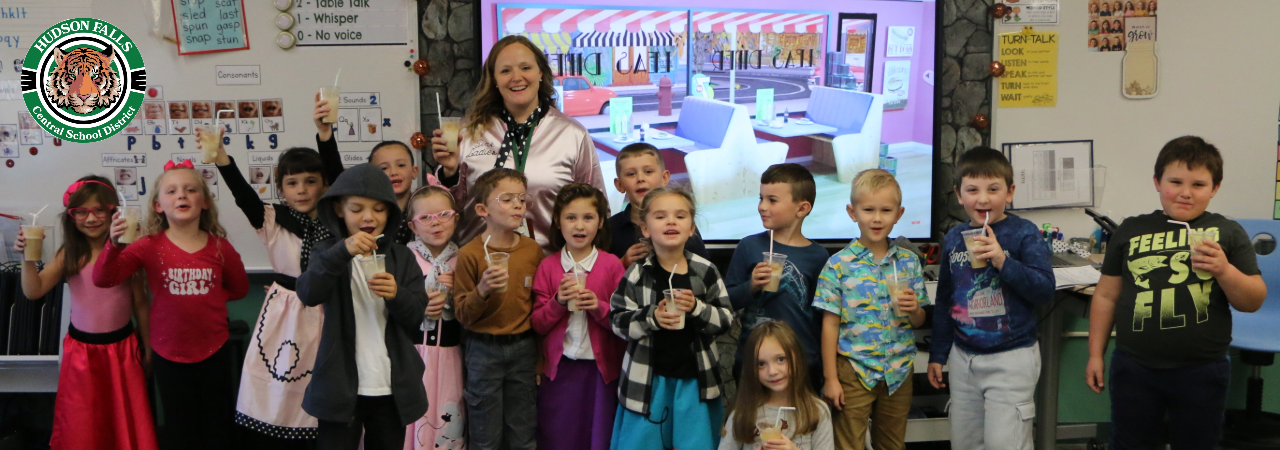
[590,131,696,153]
[1036,283,1100,446]
[750,119,838,139]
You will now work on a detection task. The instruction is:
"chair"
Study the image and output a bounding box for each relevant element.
[596,148,626,217]
[674,96,788,204]
[805,86,884,183]
[1221,219,1280,449]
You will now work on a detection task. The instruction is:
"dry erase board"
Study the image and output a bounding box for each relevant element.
[0,0,422,271]
[990,1,1280,239]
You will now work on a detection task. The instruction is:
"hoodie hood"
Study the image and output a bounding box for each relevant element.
[317,163,402,245]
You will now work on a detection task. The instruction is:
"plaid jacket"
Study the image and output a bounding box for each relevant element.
[609,251,734,415]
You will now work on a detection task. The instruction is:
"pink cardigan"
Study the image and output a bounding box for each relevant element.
[530,250,627,383]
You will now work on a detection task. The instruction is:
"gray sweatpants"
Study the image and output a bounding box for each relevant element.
[463,335,538,450]
[948,343,1040,450]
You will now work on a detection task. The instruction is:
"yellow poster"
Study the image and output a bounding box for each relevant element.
[997,27,1058,108]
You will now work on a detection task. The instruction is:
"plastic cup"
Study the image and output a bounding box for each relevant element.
[197,125,220,164]
[439,117,461,154]
[762,252,787,292]
[663,289,685,330]
[885,277,907,317]
[357,254,386,282]
[21,225,44,261]
[120,208,141,244]
[320,86,340,123]
[961,228,988,268]
[565,271,587,312]
[758,425,784,442]
[426,285,445,321]
[1188,229,1216,276]
[487,252,510,294]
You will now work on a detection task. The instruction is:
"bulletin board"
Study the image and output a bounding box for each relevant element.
[990,1,1280,239]
[0,0,422,271]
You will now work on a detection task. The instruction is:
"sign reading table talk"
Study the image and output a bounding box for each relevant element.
[292,0,411,47]
[997,28,1058,108]
[173,0,250,55]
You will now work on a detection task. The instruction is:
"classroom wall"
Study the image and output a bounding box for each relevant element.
[993,0,1280,236]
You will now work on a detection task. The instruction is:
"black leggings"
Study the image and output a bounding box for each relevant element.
[153,342,236,450]
[316,395,405,450]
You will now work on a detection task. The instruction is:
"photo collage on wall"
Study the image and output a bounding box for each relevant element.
[1088,0,1157,52]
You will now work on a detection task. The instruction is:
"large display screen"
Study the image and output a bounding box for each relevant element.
[481,0,937,241]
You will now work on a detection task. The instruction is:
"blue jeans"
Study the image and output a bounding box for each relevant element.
[1109,350,1231,450]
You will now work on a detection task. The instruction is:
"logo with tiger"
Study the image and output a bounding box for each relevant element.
[21,18,145,143]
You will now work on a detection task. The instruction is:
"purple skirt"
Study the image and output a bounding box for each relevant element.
[536,357,618,450]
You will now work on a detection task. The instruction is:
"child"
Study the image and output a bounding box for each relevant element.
[94,161,250,449]
[725,163,829,391]
[927,148,1055,450]
[607,143,710,267]
[314,93,423,245]
[203,127,330,448]
[720,321,833,450]
[1085,136,1264,449]
[531,183,627,450]
[813,169,929,450]
[15,176,157,450]
[296,163,429,449]
[452,168,546,450]
[609,187,734,450]
[404,184,467,449]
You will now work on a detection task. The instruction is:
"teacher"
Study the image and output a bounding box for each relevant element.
[433,35,605,253]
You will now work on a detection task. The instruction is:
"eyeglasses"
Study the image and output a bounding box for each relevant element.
[68,207,114,221]
[494,192,527,208]
[413,210,457,224]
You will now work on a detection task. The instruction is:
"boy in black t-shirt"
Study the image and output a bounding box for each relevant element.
[1086,136,1266,449]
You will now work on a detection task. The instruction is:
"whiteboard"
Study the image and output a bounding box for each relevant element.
[0,0,422,271]
[991,0,1280,239]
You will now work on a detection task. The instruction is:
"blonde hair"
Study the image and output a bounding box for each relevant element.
[143,168,226,237]
[463,35,556,141]
[850,168,902,207]
[636,187,696,251]
[727,321,823,441]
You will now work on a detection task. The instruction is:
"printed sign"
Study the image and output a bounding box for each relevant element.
[997,28,1058,108]
[886,26,914,57]
[173,0,250,54]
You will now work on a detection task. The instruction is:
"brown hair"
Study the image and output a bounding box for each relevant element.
[761,163,816,206]
[464,35,556,141]
[550,183,611,251]
[472,168,528,210]
[953,146,1013,189]
[144,168,226,238]
[616,142,666,174]
[369,140,415,166]
[851,168,902,206]
[1154,135,1223,187]
[406,185,458,219]
[728,321,823,441]
[636,187,696,251]
[275,147,327,193]
[60,175,118,273]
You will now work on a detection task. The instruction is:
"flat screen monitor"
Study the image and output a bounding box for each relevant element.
[480,0,937,241]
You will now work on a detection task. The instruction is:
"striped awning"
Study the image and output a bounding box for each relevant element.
[572,31,674,48]
[512,32,573,54]
[501,7,689,34]
[690,11,828,34]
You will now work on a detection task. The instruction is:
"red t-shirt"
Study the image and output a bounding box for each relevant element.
[93,232,249,363]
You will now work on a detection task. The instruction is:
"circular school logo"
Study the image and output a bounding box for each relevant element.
[20,18,146,143]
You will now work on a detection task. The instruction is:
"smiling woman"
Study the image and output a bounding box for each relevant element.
[431,35,606,253]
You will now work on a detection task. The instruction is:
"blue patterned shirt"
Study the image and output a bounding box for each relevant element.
[812,239,928,394]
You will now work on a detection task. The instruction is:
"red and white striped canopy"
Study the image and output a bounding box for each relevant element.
[690,11,828,34]
[500,8,691,34]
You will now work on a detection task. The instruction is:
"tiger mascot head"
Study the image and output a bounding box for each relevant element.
[45,46,122,115]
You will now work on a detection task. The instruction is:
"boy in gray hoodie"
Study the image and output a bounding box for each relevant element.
[297,163,429,450]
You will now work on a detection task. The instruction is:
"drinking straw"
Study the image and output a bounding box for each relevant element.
[1167,219,1192,245]
[668,263,677,295]
[29,204,47,226]
[983,210,989,227]
[768,230,774,264]
[334,68,341,88]
[436,92,443,119]
[484,235,493,264]
[774,407,796,429]
[215,109,234,135]
[374,234,384,240]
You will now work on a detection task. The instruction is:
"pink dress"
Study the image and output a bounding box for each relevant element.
[405,240,467,450]
[50,264,158,450]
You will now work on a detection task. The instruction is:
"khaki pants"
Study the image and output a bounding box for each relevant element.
[831,360,912,450]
